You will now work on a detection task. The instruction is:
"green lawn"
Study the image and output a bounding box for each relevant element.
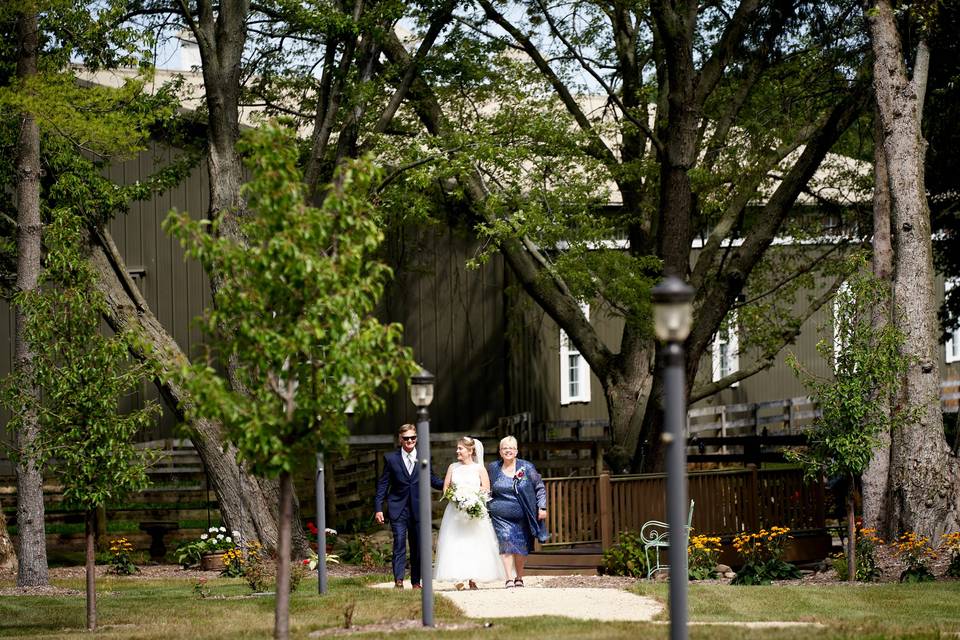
[1,574,958,639]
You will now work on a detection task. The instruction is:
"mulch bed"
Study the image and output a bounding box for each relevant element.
[2,544,957,595]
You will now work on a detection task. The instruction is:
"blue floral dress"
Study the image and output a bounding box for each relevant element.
[488,468,533,554]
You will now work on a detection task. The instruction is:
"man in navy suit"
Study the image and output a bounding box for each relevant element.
[374,423,443,588]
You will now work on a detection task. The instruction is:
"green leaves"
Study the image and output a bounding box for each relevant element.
[166,122,416,477]
[787,257,913,481]
[2,206,156,510]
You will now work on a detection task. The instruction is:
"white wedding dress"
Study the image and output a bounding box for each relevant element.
[434,462,506,582]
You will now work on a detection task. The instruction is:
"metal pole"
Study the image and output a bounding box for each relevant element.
[416,406,434,627]
[315,451,328,595]
[663,341,688,640]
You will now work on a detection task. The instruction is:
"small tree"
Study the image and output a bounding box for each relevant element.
[12,208,156,629]
[165,122,416,640]
[788,261,912,582]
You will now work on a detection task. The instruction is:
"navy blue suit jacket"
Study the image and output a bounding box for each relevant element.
[374,449,443,522]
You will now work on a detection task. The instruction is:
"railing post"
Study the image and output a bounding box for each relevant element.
[599,472,613,551]
[719,407,728,455]
[748,465,760,530]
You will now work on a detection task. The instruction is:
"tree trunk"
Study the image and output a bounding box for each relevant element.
[0,511,16,573]
[602,350,654,472]
[85,509,97,631]
[846,485,856,582]
[12,7,49,588]
[868,0,960,540]
[274,471,293,640]
[88,231,308,556]
[863,106,894,535]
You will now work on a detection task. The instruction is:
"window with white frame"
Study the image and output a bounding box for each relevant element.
[711,311,740,384]
[947,280,960,364]
[559,303,591,405]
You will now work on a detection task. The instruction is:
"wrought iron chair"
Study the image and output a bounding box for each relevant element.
[640,499,695,579]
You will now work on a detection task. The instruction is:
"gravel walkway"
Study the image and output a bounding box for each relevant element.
[373,576,663,622]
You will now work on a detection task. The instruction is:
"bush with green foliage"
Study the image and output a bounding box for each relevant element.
[894,532,936,583]
[106,537,138,576]
[731,527,801,585]
[339,535,389,568]
[601,532,648,578]
[175,526,238,568]
[688,534,721,580]
[833,526,883,581]
[943,532,960,578]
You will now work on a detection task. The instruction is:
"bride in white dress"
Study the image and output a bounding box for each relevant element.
[434,436,506,588]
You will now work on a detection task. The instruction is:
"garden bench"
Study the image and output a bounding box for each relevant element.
[139,521,179,562]
[639,500,694,579]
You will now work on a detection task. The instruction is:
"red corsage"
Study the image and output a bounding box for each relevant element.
[515,469,525,480]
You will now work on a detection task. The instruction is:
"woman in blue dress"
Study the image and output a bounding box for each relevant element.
[487,436,548,588]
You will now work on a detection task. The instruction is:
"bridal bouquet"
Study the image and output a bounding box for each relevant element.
[442,483,489,519]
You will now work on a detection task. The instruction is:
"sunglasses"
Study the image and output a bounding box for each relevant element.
[401,436,418,442]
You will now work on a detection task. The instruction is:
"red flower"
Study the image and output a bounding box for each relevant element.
[307,522,319,534]
[516,469,525,480]
[302,559,310,565]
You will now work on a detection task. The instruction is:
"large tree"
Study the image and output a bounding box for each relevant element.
[1,1,180,585]
[8,4,47,588]
[373,0,872,470]
[865,0,959,538]
[89,0,458,550]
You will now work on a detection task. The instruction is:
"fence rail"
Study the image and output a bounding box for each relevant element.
[542,467,824,550]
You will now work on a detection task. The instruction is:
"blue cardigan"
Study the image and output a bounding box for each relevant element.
[488,458,549,543]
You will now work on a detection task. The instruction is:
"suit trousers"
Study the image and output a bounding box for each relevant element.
[390,508,421,585]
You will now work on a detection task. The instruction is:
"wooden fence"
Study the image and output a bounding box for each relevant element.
[542,467,825,550]
[690,381,960,442]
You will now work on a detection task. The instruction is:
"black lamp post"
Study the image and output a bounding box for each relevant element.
[315,447,327,595]
[651,276,695,640]
[410,366,435,627]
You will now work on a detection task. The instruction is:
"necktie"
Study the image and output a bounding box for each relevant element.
[406,453,415,474]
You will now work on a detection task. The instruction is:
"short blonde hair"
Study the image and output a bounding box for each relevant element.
[499,436,518,451]
[397,423,417,442]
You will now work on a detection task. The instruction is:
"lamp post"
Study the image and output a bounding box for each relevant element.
[410,366,435,627]
[315,448,328,595]
[651,276,695,640]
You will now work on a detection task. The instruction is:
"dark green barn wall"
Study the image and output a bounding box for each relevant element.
[1,144,509,461]
[368,225,507,439]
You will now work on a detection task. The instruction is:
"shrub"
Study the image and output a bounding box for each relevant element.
[943,532,960,578]
[306,521,338,548]
[244,541,272,593]
[289,561,307,592]
[833,526,883,582]
[894,532,936,583]
[220,547,246,578]
[601,532,648,578]
[107,537,139,576]
[687,534,722,580]
[731,526,800,585]
[339,535,389,568]
[175,526,239,568]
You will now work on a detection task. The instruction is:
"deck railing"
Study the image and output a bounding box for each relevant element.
[542,467,824,550]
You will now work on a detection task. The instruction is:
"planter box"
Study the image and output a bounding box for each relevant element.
[201,552,226,571]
